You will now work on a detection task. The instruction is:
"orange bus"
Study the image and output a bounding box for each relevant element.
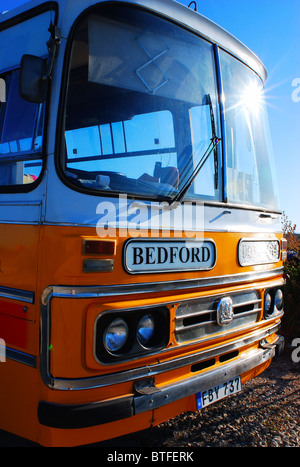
[0,0,286,447]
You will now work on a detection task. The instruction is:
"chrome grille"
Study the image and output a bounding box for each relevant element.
[175,290,261,344]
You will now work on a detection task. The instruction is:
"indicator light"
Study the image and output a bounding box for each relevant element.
[83,239,116,255]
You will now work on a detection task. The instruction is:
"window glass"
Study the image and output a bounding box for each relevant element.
[63,5,221,201]
[220,51,279,209]
[0,69,44,187]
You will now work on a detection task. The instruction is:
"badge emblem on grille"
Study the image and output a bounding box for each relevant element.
[217,297,234,325]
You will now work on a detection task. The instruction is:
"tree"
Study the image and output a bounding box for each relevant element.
[281,212,300,336]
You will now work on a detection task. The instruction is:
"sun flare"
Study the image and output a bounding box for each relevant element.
[241,82,264,114]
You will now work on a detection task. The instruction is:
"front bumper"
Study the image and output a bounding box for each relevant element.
[38,335,284,429]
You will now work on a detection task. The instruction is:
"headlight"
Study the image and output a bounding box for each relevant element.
[264,288,284,319]
[137,314,155,347]
[104,318,129,353]
[264,292,272,316]
[274,289,283,311]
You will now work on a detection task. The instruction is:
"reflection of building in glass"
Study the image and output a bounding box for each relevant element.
[0,78,5,102]
[0,338,6,362]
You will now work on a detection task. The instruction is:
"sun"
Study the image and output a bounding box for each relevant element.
[241,82,264,115]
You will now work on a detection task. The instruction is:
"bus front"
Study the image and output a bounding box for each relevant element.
[38,0,285,446]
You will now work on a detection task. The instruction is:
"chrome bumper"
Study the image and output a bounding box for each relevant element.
[134,343,277,414]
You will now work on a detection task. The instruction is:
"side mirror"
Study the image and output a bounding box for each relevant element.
[19,54,48,104]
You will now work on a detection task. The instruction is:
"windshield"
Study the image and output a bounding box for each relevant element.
[62,4,221,201]
[220,50,279,210]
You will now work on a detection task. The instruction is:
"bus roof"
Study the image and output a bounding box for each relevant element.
[0,0,267,81]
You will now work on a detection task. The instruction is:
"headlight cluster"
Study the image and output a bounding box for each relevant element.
[95,307,169,363]
[263,288,284,319]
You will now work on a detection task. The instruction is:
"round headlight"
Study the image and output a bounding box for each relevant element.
[104,318,129,353]
[264,292,272,315]
[274,289,283,311]
[137,314,155,347]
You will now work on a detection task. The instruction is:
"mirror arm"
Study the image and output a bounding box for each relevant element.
[43,22,61,81]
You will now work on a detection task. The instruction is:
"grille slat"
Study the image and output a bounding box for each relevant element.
[233,298,261,309]
[175,308,214,320]
[176,319,215,333]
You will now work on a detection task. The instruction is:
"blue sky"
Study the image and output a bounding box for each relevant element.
[1,0,300,231]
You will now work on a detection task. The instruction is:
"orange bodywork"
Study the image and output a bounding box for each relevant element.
[0,222,285,446]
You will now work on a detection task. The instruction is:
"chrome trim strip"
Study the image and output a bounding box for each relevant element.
[0,201,42,207]
[41,267,284,305]
[0,286,35,304]
[6,347,37,367]
[0,221,40,226]
[134,346,275,414]
[40,321,281,390]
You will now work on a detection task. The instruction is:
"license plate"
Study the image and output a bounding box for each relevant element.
[196,376,241,409]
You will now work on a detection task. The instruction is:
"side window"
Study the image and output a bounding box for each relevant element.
[0,69,44,188]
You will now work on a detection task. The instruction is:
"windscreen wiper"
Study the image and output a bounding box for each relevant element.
[170,94,220,206]
[170,135,221,206]
[207,93,219,190]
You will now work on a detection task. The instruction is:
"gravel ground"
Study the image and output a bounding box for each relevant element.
[1,337,299,448]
